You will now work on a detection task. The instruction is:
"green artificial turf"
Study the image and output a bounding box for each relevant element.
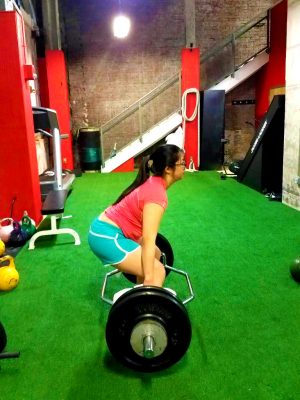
[1,171,300,400]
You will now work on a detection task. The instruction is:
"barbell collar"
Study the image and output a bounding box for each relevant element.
[143,335,155,358]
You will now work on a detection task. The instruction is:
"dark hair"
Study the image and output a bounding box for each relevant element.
[112,144,182,205]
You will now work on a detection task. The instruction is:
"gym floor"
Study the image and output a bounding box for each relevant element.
[1,171,300,400]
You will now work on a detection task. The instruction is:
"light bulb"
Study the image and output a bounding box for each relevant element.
[113,15,131,39]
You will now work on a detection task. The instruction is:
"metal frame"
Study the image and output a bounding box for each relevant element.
[101,265,195,306]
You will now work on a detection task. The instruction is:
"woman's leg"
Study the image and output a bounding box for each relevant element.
[116,246,165,287]
[88,219,164,286]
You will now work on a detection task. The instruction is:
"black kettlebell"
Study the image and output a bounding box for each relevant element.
[290,257,300,283]
[0,322,7,353]
[7,221,28,247]
[0,321,20,360]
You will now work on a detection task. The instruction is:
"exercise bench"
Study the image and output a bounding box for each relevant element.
[28,189,81,250]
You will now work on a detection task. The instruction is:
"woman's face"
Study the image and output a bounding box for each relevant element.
[172,151,186,181]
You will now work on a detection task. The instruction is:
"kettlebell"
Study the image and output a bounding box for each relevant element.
[7,221,28,247]
[290,257,300,283]
[0,240,5,257]
[21,213,36,239]
[0,321,7,352]
[0,218,14,243]
[0,255,19,291]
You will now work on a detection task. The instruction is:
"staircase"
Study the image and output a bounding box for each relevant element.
[100,10,270,173]
[102,112,182,173]
[209,50,269,93]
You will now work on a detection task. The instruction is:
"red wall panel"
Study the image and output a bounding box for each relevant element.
[113,158,134,172]
[181,48,200,168]
[255,0,287,123]
[38,50,74,170]
[0,11,42,223]
[37,57,49,107]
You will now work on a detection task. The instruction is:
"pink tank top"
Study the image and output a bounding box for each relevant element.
[105,176,168,241]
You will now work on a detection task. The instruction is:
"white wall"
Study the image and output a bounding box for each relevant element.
[282,0,300,210]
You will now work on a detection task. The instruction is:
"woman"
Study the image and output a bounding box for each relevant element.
[88,144,185,287]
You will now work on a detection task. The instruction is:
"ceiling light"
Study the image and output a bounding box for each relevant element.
[113,15,131,39]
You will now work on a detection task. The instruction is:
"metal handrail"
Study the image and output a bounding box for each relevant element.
[201,13,269,63]
[101,72,180,135]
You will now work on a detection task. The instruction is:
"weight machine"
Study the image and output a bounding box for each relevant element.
[32,107,75,200]
[28,107,80,250]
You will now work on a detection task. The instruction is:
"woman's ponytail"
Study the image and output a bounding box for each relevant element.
[112,155,151,205]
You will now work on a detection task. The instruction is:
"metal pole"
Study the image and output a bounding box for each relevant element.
[41,0,61,50]
[184,0,196,48]
[231,33,236,78]
[52,128,63,190]
[100,127,105,168]
[138,101,143,142]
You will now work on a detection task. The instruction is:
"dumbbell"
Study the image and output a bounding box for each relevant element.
[123,233,174,283]
[101,260,194,372]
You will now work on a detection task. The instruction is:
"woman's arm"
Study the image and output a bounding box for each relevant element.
[141,202,165,285]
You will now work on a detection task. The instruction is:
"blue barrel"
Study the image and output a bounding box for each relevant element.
[78,128,101,171]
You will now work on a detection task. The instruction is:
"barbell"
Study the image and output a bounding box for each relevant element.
[105,285,192,372]
[101,236,194,372]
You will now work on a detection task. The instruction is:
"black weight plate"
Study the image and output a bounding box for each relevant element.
[0,322,7,353]
[105,286,192,372]
[156,232,174,268]
[123,233,174,284]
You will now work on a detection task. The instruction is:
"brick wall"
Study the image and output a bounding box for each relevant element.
[60,0,279,160]
[225,76,257,163]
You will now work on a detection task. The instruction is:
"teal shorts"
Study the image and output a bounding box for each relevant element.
[88,218,140,266]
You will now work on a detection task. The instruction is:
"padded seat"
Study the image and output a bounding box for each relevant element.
[41,189,68,215]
